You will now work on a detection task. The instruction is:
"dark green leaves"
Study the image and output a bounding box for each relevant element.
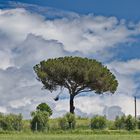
[34,56,118,94]
[36,103,52,116]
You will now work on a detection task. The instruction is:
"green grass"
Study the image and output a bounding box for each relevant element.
[49,118,91,130]
[0,134,140,140]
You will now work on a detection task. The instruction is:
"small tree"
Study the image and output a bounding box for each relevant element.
[114,115,126,130]
[137,119,140,129]
[58,116,67,130]
[91,115,107,130]
[34,57,118,114]
[31,111,49,132]
[125,115,136,131]
[0,113,23,131]
[12,113,23,131]
[114,115,136,131]
[65,113,76,129]
[36,103,52,116]
[58,113,76,130]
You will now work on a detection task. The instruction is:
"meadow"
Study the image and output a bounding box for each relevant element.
[0,133,140,140]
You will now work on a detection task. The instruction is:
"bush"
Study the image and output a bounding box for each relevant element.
[91,116,107,130]
[65,113,76,129]
[137,120,140,129]
[58,113,76,130]
[36,103,52,116]
[107,120,116,130]
[114,115,136,131]
[114,115,126,130]
[30,111,49,132]
[58,117,67,130]
[0,113,23,131]
[125,115,136,131]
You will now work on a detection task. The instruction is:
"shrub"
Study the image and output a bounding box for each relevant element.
[114,115,136,131]
[107,120,116,130]
[30,111,49,132]
[114,115,126,130]
[125,115,136,131]
[65,113,76,129]
[58,117,67,130]
[36,103,52,116]
[58,113,76,130]
[90,116,107,130]
[137,120,140,129]
[0,113,23,131]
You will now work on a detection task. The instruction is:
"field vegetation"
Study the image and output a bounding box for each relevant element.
[0,113,140,140]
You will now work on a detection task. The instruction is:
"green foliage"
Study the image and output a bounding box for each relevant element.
[30,111,49,132]
[0,113,23,131]
[90,116,107,130]
[34,57,118,114]
[137,120,140,129]
[58,117,67,130]
[114,115,136,131]
[125,115,136,131]
[34,56,118,95]
[36,103,52,116]
[65,113,76,129]
[114,115,126,130]
[107,120,116,130]
[58,113,76,130]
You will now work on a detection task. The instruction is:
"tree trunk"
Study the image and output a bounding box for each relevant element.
[70,94,75,114]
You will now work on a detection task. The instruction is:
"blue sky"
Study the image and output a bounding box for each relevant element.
[6,0,140,21]
[0,0,140,119]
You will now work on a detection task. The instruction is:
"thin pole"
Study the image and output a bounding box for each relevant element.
[35,122,38,131]
[134,96,137,120]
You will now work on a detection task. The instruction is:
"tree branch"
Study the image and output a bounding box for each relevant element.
[64,79,74,94]
[75,84,87,93]
[78,89,93,94]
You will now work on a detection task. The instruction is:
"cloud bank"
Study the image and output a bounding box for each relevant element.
[0,3,140,119]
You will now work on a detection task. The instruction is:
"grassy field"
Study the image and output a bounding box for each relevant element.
[0,134,140,140]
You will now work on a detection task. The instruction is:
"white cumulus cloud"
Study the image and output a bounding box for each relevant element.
[0,5,140,119]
